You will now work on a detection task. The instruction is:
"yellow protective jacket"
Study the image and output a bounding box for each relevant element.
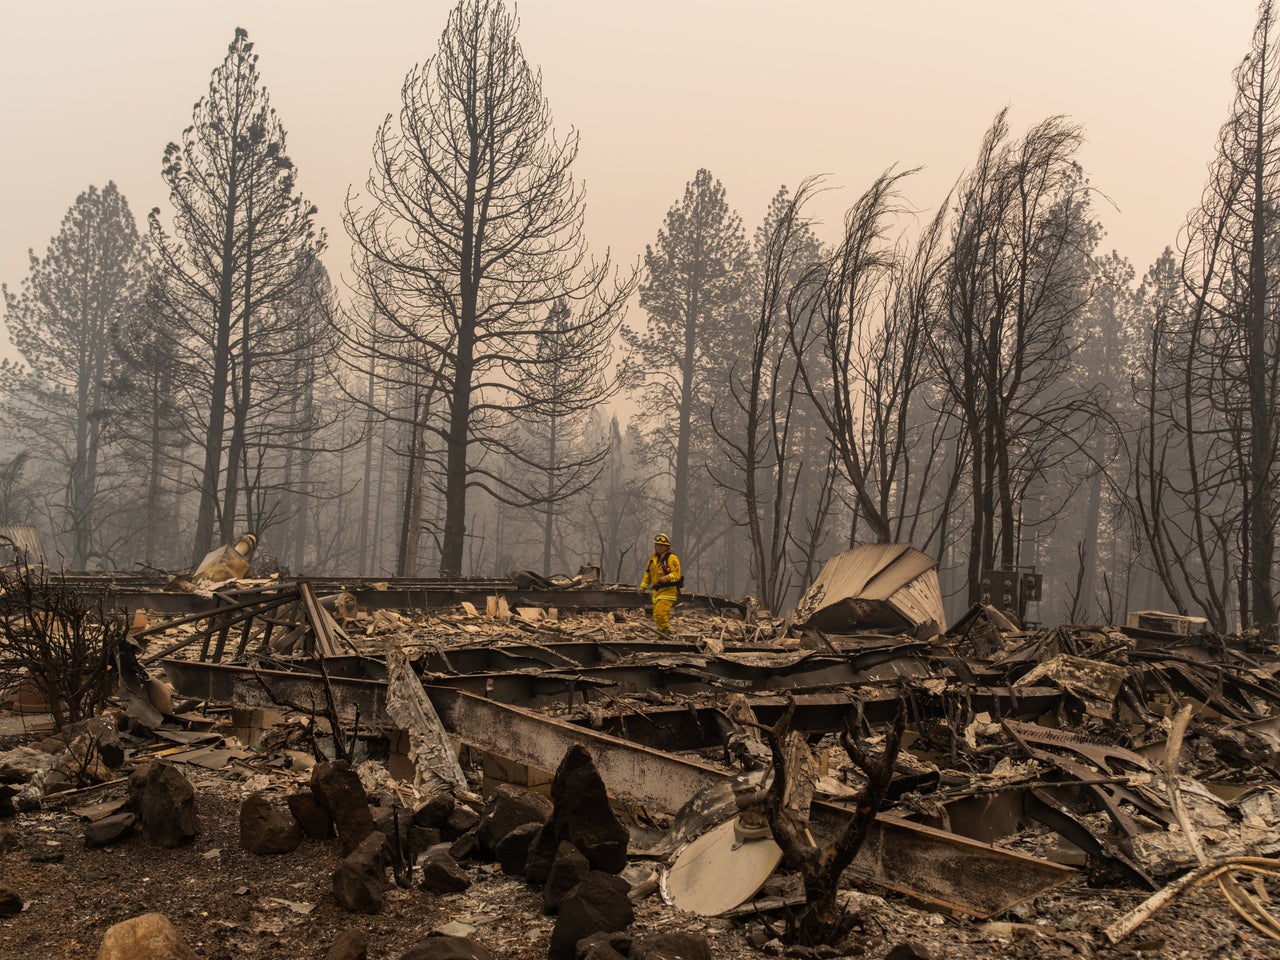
[641,550,682,600]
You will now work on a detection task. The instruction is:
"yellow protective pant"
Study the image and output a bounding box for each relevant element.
[652,594,675,635]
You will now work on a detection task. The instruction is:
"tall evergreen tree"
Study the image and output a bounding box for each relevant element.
[108,278,189,570]
[580,413,647,582]
[622,168,751,564]
[1064,251,1140,622]
[513,301,616,575]
[149,28,322,562]
[1,182,142,566]
[0,452,33,527]
[1128,248,1223,622]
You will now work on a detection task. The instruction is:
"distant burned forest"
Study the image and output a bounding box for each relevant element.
[3,1,1280,632]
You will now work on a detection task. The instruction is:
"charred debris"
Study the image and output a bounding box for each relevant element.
[2,542,1280,957]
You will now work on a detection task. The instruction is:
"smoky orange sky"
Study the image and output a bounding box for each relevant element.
[0,1,1260,363]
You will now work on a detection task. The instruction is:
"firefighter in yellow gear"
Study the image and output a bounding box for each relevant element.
[637,533,682,635]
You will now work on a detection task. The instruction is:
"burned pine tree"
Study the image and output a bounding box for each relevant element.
[932,111,1103,606]
[0,453,34,529]
[1063,251,1142,625]
[148,29,324,565]
[579,414,649,583]
[1154,0,1280,633]
[108,280,189,571]
[711,179,833,613]
[790,170,960,561]
[510,300,618,577]
[343,0,631,578]
[327,300,449,578]
[1128,248,1216,623]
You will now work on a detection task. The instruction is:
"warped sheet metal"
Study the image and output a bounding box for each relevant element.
[1015,654,1128,717]
[792,544,946,632]
[0,524,45,564]
[836,808,1073,916]
[160,658,1071,918]
[434,688,1072,918]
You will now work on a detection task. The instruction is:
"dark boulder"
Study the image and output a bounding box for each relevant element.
[494,820,540,876]
[240,791,303,855]
[418,844,471,894]
[85,812,136,848]
[398,935,494,960]
[630,932,713,960]
[128,762,198,847]
[444,804,479,840]
[325,927,368,960]
[409,826,442,862]
[884,945,933,960]
[475,784,551,856]
[541,841,589,915]
[287,792,333,839]
[576,932,630,960]
[312,761,376,855]
[548,872,634,960]
[413,792,456,829]
[0,886,21,916]
[332,831,390,913]
[448,831,479,862]
[526,746,627,884]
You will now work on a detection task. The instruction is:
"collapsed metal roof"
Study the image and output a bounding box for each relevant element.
[0,525,45,565]
[791,544,946,632]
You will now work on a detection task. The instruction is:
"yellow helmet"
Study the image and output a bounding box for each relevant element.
[654,533,671,545]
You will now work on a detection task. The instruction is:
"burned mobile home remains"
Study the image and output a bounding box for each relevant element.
[3,541,1280,955]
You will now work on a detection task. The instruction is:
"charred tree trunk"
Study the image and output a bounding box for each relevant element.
[761,699,905,946]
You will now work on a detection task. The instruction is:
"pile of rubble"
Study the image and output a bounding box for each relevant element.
[1,545,1280,958]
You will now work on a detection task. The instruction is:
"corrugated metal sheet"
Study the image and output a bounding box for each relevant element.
[0,524,45,565]
[800,544,908,607]
[860,550,940,601]
[885,570,945,628]
[792,544,946,632]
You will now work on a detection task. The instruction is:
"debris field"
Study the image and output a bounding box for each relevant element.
[1,548,1280,959]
